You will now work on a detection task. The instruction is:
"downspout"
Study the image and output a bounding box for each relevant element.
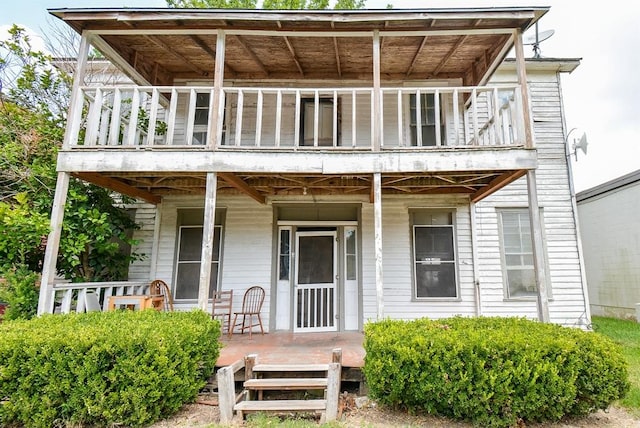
[469,200,482,316]
[558,73,592,328]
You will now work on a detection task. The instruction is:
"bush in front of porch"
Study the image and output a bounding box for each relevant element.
[363,317,629,428]
[0,309,220,428]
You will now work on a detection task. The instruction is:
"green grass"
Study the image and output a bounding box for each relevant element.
[592,316,640,414]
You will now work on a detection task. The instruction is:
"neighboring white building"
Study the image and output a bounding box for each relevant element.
[37,7,590,331]
[577,170,640,319]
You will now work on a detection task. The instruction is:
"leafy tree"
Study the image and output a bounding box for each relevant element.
[0,25,143,319]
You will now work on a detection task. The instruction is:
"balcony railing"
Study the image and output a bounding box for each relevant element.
[47,281,151,313]
[68,84,525,150]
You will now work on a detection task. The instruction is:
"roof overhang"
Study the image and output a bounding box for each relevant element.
[49,7,549,85]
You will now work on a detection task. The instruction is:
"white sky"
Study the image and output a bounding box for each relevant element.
[3,0,639,193]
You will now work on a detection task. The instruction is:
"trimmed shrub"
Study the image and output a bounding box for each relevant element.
[0,266,40,320]
[0,309,221,428]
[363,317,629,427]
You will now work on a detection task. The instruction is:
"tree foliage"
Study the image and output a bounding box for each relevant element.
[0,25,142,302]
[166,0,366,10]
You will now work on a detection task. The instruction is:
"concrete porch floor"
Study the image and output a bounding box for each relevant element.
[215,331,365,368]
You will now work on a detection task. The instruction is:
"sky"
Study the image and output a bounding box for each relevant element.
[2,0,639,193]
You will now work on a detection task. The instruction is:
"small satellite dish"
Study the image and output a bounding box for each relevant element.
[572,133,588,161]
[523,23,555,58]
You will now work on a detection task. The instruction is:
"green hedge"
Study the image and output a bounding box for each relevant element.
[0,309,221,428]
[363,317,629,427]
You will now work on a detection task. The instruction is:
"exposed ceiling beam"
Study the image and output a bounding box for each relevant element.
[470,169,527,203]
[432,34,469,76]
[331,22,342,77]
[406,36,429,77]
[277,21,304,77]
[73,172,162,205]
[189,34,237,77]
[144,35,209,77]
[218,172,266,204]
[233,35,270,76]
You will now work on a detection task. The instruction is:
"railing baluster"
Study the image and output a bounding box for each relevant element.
[415,89,422,147]
[84,88,102,146]
[351,90,357,148]
[332,90,338,147]
[98,103,110,146]
[107,88,122,146]
[313,90,319,147]
[235,90,244,147]
[275,89,283,147]
[370,90,374,149]
[125,88,140,145]
[453,89,460,146]
[146,88,159,146]
[185,88,196,145]
[207,88,216,147]
[165,88,178,146]
[397,89,403,147]
[434,89,441,146]
[472,88,479,146]
[294,90,301,149]
[256,90,263,147]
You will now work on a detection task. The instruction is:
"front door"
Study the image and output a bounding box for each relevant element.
[294,231,337,332]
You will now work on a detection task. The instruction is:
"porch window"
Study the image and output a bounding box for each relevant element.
[174,208,224,300]
[498,209,550,299]
[301,98,336,146]
[192,92,209,145]
[278,227,291,280]
[409,93,445,146]
[411,210,458,298]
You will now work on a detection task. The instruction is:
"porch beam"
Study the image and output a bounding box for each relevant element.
[38,172,70,315]
[233,34,269,76]
[210,29,226,148]
[406,35,428,77]
[373,172,384,320]
[189,34,237,77]
[526,170,550,322]
[218,172,266,204]
[72,172,162,204]
[277,21,304,77]
[331,22,342,78]
[144,35,209,77]
[432,34,468,76]
[514,29,535,149]
[470,169,527,203]
[372,30,382,151]
[198,172,218,311]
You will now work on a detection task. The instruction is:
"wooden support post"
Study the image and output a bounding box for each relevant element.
[63,32,90,149]
[217,365,236,424]
[198,173,217,311]
[373,172,384,320]
[514,29,534,149]
[149,203,162,280]
[332,348,342,365]
[325,362,341,422]
[210,29,226,148]
[245,354,258,400]
[526,170,550,322]
[38,172,70,315]
[372,30,382,151]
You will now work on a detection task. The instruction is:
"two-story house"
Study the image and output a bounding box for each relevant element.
[37,6,590,332]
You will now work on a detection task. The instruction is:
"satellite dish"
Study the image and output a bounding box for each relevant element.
[572,133,588,160]
[523,23,555,58]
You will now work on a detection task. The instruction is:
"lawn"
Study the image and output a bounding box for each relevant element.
[592,316,640,414]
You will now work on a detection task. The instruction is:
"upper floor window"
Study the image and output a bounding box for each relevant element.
[411,210,458,298]
[301,98,336,146]
[409,93,445,147]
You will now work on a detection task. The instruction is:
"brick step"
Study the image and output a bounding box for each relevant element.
[234,399,327,413]
[253,363,329,372]
[244,378,328,390]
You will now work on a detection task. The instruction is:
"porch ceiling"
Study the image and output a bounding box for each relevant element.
[50,7,547,85]
[74,170,527,204]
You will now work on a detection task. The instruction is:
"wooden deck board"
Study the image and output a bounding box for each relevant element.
[244,378,328,390]
[253,363,329,372]
[234,399,327,412]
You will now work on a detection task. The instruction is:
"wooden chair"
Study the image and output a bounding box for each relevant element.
[149,279,174,311]
[231,286,265,338]
[211,290,233,335]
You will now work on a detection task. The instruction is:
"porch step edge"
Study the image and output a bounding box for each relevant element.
[244,378,328,390]
[253,363,329,372]
[234,399,327,412]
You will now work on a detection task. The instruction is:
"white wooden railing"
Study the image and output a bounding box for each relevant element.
[47,281,151,314]
[68,84,524,150]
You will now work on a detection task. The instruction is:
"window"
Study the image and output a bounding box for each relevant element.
[278,227,291,281]
[411,210,457,298]
[174,208,224,300]
[301,98,336,146]
[498,209,541,299]
[192,92,210,145]
[409,93,445,146]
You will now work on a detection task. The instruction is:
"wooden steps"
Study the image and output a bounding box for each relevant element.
[218,349,342,423]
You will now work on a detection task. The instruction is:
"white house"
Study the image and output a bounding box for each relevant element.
[37,7,591,332]
[577,170,640,320]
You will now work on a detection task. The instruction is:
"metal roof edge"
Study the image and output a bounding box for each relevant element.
[576,169,640,203]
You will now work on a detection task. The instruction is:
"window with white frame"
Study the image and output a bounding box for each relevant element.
[409,93,445,146]
[411,210,458,298]
[174,208,224,300]
[498,209,544,299]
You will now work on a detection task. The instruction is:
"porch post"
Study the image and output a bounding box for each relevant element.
[514,29,534,149]
[373,172,384,320]
[149,203,162,280]
[37,172,70,315]
[63,31,91,150]
[372,30,382,151]
[526,170,550,322]
[209,29,226,149]
[198,172,217,311]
